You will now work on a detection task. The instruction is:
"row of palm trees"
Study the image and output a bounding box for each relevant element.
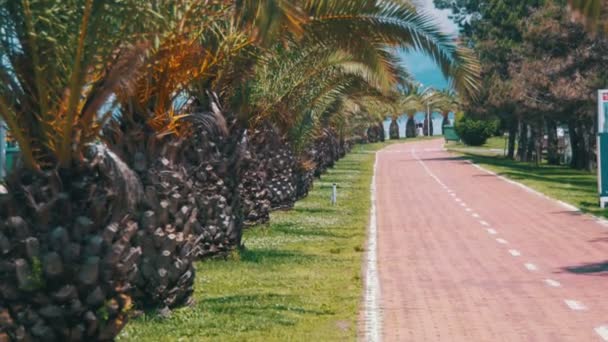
[387,87,460,139]
[0,1,479,340]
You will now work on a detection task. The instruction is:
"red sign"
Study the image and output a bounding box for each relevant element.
[603,93,608,101]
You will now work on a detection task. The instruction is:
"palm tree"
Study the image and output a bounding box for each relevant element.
[388,116,400,139]
[0,0,482,337]
[102,2,254,310]
[238,41,402,207]
[435,90,461,128]
[421,89,445,136]
[0,0,159,340]
[396,87,425,138]
[192,1,480,210]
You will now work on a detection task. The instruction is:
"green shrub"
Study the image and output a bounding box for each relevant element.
[455,116,498,146]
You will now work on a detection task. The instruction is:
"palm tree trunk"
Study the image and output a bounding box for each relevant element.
[442,112,450,128]
[406,114,416,138]
[389,117,399,139]
[378,121,386,142]
[1,146,143,341]
[424,115,434,136]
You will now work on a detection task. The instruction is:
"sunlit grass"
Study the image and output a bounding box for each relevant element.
[118,142,386,341]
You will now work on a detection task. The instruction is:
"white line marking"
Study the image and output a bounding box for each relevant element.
[487,228,497,235]
[472,213,480,218]
[524,263,538,271]
[595,326,608,341]
[479,220,489,226]
[466,161,580,212]
[450,193,456,197]
[364,152,381,342]
[564,300,587,311]
[464,160,608,232]
[508,249,521,256]
[544,279,561,287]
[460,203,467,207]
[465,208,472,212]
[496,238,508,244]
[454,198,462,202]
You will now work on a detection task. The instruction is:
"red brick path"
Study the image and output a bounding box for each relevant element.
[375,139,608,341]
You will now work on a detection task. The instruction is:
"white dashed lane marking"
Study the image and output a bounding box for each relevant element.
[508,249,521,257]
[595,326,608,341]
[416,146,607,339]
[564,300,587,311]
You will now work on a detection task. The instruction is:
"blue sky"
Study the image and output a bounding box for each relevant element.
[399,0,459,90]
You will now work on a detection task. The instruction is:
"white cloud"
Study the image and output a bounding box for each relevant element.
[412,0,459,37]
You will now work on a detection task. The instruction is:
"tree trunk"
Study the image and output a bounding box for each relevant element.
[527,124,536,164]
[442,113,450,128]
[406,115,416,138]
[389,118,399,140]
[507,119,517,160]
[569,119,592,170]
[588,123,597,171]
[533,123,542,167]
[423,115,433,136]
[582,120,596,171]
[366,126,375,143]
[546,119,559,165]
[517,121,528,162]
[0,145,143,341]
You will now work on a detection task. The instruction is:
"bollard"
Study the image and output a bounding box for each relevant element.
[331,183,337,205]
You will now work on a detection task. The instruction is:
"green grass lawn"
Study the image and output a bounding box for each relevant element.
[118,141,390,342]
[447,148,606,219]
[447,136,510,154]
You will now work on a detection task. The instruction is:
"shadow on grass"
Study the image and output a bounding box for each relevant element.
[460,153,596,191]
[293,206,335,214]
[201,293,334,317]
[561,261,608,276]
[239,247,318,264]
[450,151,608,219]
[271,221,346,239]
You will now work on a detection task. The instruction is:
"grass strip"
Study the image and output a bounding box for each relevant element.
[119,142,388,341]
[447,144,606,219]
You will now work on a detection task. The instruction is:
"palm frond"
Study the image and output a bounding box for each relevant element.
[0,0,159,170]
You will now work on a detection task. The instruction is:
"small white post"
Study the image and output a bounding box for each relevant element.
[0,120,6,179]
[331,183,337,205]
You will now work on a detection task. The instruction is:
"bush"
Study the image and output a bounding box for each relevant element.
[455,116,498,146]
